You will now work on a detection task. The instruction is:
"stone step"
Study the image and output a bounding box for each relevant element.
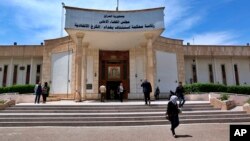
[0,103,248,127]
[9,105,214,110]
[0,107,219,113]
[0,114,249,122]
[0,117,250,127]
[14,103,211,107]
[0,111,246,117]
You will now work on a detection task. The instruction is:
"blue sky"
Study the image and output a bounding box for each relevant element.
[0,0,249,45]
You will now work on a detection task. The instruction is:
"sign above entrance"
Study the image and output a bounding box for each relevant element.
[65,6,165,32]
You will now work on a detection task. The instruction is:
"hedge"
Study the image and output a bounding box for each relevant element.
[0,85,35,94]
[184,83,250,95]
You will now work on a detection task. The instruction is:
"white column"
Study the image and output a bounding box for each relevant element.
[75,32,84,102]
[145,33,155,99]
[81,43,88,99]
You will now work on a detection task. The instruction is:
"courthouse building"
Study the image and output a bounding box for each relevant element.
[0,6,250,100]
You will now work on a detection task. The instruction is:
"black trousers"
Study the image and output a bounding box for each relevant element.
[42,94,47,103]
[170,114,179,135]
[178,96,185,107]
[35,94,41,103]
[144,92,150,104]
[120,92,123,102]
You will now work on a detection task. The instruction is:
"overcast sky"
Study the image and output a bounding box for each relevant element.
[0,0,249,45]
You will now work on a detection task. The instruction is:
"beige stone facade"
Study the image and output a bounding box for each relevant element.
[1,7,250,100]
[1,36,250,100]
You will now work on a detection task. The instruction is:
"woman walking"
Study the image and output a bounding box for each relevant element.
[166,95,180,137]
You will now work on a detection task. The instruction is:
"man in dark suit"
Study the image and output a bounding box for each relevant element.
[141,79,152,105]
[175,82,185,107]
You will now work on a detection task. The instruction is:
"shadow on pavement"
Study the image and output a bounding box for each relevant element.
[175,135,193,138]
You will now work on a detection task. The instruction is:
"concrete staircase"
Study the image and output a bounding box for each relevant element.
[0,102,250,126]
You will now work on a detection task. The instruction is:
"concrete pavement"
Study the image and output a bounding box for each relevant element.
[1,123,248,141]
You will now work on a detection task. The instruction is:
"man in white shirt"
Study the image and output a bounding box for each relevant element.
[99,84,106,102]
[118,83,124,102]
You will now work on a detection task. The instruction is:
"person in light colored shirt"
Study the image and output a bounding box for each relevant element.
[99,84,106,102]
[118,83,124,102]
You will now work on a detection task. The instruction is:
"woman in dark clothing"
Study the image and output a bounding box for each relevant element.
[167,95,179,137]
[42,82,50,103]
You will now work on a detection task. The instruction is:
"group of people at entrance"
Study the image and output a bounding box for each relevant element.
[34,82,50,104]
[99,83,124,102]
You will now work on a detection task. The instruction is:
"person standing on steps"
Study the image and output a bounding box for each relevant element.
[175,82,185,108]
[99,84,106,102]
[166,95,180,138]
[154,86,160,100]
[34,82,42,104]
[141,79,152,105]
[118,82,124,102]
[42,82,50,103]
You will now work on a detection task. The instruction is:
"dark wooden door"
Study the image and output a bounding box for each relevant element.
[99,51,129,99]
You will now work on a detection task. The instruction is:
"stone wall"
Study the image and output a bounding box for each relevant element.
[153,37,185,84]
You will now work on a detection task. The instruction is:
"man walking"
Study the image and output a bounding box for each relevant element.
[175,82,185,108]
[141,79,152,105]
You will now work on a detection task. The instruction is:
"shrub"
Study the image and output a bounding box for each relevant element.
[247,99,250,104]
[219,93,229,101]
[227,86,250,94]
[184,83,250,95]
[0,100,5,104]
[184,83,227,94]
[0,85,35,94]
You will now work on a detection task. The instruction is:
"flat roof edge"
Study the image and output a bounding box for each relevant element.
[64,6,165,13]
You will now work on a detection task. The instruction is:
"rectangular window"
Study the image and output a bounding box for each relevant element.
[234,64,240,85]
[221,64,227,85]
[26,65,31,84]
[13,65,18,85]
[2,65,8,87]
[208,64,214,83]
[36,64,41,84]
[192,64,197,83]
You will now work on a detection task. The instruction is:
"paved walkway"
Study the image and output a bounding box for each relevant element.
[1,123,249,141]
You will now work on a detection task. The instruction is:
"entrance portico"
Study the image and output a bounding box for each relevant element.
[64,6,165,100]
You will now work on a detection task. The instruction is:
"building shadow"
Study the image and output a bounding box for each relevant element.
[175,135,193,138]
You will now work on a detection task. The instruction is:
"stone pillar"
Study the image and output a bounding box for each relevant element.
[75,33,84,102]
[81,43,89,100]
[145,34,155,99]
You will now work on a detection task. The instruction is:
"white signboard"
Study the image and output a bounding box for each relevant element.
[65,7,164,32]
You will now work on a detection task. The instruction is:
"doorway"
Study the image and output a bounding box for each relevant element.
[106,81,120,100]
[99,51,130,100]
